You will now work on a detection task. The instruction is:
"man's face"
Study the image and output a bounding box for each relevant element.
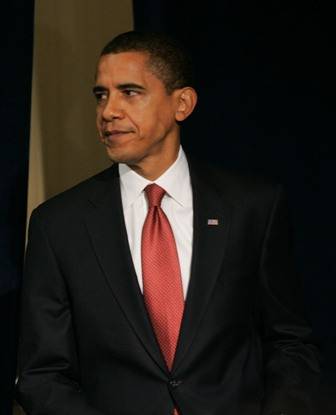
[94,51,181,168]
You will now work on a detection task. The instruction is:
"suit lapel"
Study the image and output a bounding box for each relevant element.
[172,159,232,372]
[84,159,232,375]
[84,165,168,374]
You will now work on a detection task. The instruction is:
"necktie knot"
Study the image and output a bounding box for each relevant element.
[145,183,166,207]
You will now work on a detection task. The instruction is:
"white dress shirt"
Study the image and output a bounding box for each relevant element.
[118,147,193,299]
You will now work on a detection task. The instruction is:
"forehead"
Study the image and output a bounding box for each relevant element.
[95,51,161,86]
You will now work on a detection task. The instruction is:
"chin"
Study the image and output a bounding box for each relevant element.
[105,147,143,166]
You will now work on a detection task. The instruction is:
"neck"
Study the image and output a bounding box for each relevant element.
[130,146,180,181]
[128,132,180,180]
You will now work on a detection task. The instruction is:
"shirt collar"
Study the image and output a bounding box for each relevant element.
[118,146,191,209]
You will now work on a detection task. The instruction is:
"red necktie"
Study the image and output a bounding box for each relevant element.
[141,184,184,415]
[141,184,184,369]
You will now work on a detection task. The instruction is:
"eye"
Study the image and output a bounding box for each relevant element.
[94,91,108,103]
[123,89,139,97]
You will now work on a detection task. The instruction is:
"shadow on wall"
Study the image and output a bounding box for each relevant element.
[31,19,110,204]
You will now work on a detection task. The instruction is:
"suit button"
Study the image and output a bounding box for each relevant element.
[169,379,182,388]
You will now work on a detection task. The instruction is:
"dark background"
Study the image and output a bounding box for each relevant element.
[133,0,336,412]
[0,1,34,414]
[1,0,335,413]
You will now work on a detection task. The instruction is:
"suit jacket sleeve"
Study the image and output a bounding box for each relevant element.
[259,185,320,415]
[16,209,105,415]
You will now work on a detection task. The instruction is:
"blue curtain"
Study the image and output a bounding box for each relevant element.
[133,1,336,412]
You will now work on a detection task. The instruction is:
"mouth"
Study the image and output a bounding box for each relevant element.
[101,130,134,143]
[104,129,132,136]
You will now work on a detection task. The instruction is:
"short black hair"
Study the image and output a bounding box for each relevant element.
[100,31,194,94]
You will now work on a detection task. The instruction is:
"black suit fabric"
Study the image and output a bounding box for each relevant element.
[16,159,320,415]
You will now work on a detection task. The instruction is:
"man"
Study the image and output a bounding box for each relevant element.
[16,31,320,415]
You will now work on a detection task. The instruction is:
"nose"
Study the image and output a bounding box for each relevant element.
[101,94,124,121]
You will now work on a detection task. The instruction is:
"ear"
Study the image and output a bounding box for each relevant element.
[174,87,198,122]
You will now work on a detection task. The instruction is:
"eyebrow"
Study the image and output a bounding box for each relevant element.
[92,83,146,95]
[92,86,107,95]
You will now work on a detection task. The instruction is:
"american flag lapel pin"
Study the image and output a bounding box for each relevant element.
[207,218,219,226]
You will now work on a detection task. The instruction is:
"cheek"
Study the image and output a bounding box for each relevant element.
[142,107,174,133]
[136,115,164,139]
[156,109,176,132]
[95,109,101,124]
[126,98,175,137]
[95,113,103,137]
[96,110,105,128]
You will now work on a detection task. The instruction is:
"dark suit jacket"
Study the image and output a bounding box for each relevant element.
[16,158,320,415]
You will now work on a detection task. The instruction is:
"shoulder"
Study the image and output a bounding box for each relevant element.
[188,156,284,208]
[29,165,117,227]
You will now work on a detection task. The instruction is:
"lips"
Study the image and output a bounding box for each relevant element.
[101,129,134,146]
[103,129,132,136]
